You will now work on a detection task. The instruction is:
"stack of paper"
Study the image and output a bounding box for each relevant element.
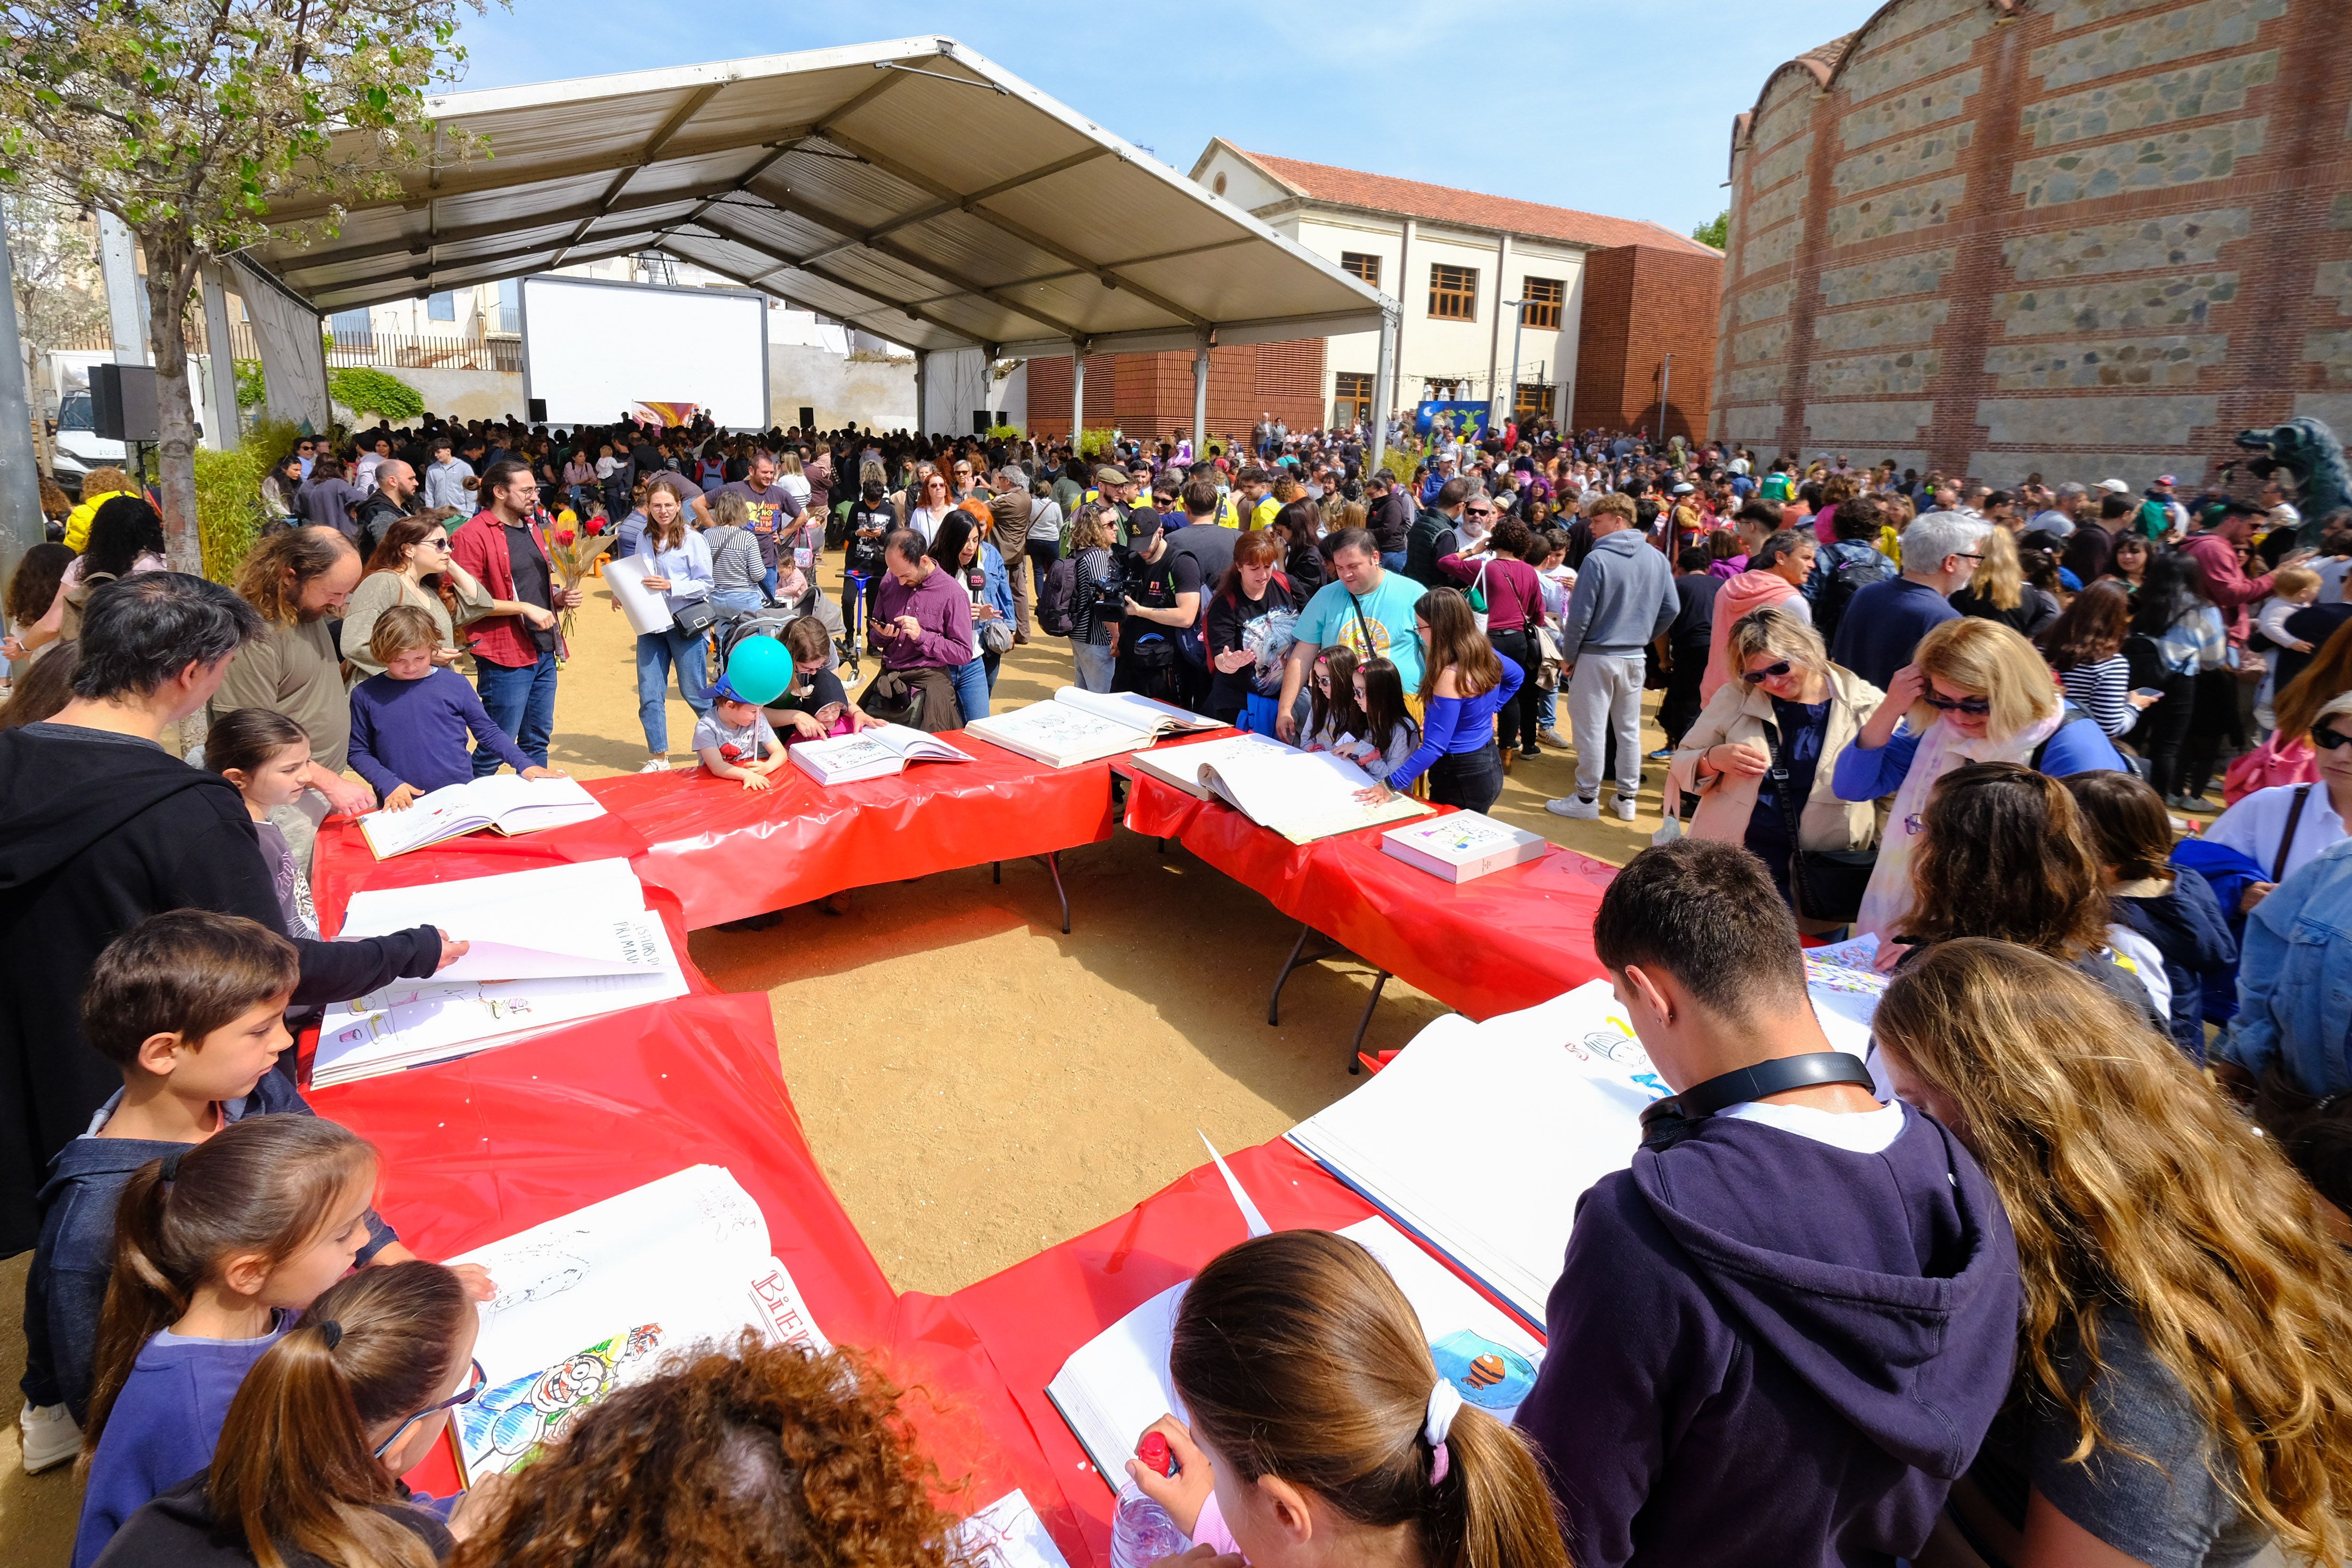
[966,688,1220,768]
[313,858,689,1087]
[1128,732,1292,798]
[448,1166,829,1482]
[1286,976,1884,1325]
[788,722,973,785]
[1381,811,1549,883]
[601,555,676,637]
[957,1492,1073,1568]
[1193,745,1432,844]
[1045,1214,1544,1492]
[357,773,605,859]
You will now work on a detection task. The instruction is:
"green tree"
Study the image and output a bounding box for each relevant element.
[1692,209,1730,250]
[2,0,487,576]
[328,366,423,421]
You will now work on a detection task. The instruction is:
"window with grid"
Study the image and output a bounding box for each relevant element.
[496,279,521,335]
[328,308,373,346]
[427,291,456,322]
[1514,382,1551,419]
[1522,276,1565,330]
[1341,251,1381,290]
[1428,264,1477,321]
[1333,372,1374,428]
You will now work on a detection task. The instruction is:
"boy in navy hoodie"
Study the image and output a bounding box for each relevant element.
[2064,771,2237,1061]
[1515,839,2020,1568]
[20,911,410,1468]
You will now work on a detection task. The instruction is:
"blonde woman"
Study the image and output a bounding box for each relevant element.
[1950,527,2060,636]
[1834,616,2127,943]
[1064,501,1121,691]
[1669,607,1882,929]
[1876,941,2352,1568]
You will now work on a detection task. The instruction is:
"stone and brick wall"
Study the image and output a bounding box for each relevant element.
[1573,244,1724,440]
[1026,339,1328,445]
[1712,0,2352,489]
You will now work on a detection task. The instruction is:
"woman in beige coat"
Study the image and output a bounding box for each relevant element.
[1667,606,1883,931]
[339,509,495,683]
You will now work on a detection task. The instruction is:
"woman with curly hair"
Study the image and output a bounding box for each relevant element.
[448,1337,970,1568]
[1875,940,2352,1568]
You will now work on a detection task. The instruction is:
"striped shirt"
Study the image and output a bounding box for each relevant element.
[2059,655,2133,737]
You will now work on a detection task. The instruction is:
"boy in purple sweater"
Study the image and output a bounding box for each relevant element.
[1514,839,2019,1568]
[348,606,560,803]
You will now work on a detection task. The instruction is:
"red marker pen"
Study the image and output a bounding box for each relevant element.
[1136,1431,1177,1478]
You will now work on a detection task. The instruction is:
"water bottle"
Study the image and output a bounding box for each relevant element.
[1108,1482,1189,1568]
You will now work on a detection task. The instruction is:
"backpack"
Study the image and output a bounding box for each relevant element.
[1812,543,1896,645]
[2223,731,2318,805]
[1403,508,1453,587]
[1038,555,1081,637]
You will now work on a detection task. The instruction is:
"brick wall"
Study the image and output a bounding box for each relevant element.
[1573,244,1725,439]
[1025,340,1327,444]
[1713,0,2352,488]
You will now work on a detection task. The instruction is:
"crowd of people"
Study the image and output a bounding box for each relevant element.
[6,403,2352,1568]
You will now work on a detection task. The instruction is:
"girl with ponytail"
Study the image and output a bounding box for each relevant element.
[73,1116,383,1568]
[96,1262,486,1568]
[1130,1230,1571,1568]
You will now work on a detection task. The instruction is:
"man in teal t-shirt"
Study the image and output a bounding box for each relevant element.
[1276,528,1427,740]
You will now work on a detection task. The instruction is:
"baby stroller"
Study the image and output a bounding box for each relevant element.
[712,577,851,686]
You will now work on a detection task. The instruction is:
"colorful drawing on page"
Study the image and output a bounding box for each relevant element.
[745,1262,830,1354]
[458,1323,664,1477]
[1429,1329,1537,1413]
[956,1490,1072,1568]
[1803,934,1888,997]
[1558,1014,1671,1102]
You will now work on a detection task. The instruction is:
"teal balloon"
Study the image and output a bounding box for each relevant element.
[725,636,794,705]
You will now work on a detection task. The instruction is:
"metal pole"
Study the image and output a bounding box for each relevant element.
[97,211,149,363]
[0,218,47,586]
[1191,340,1209,460]
[1369,300,1399,469]
[1655,354,1673,448]
[1504,299,1526,444]
[200,263,242,451]
[1070,341,1085,447]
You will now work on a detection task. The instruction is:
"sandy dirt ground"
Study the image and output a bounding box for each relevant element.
[3,546,1664,1554]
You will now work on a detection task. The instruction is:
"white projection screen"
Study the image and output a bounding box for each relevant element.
[520,276,770,428]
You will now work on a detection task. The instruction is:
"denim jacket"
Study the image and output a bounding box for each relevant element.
[2222,837,2352,1096]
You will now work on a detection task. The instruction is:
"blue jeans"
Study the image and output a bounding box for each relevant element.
[1072,641,1115,692]
[474,650,559,774]
[950,658,991,723]
[1381,550,1408,575]
[636,628,714,754]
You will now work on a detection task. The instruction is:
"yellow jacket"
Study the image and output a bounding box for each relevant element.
[63,486,135,553]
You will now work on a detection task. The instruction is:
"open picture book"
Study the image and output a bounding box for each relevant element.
[446,1166,829,1483]
[1045,1212,1544,1492]
[357,773,605,860]
[788,722,973,786]
[965,687,1219,768]
[1137,737,1432,844]
[313,858,689,1088]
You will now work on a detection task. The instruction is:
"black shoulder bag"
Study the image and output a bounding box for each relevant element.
[1763,718,1876,925]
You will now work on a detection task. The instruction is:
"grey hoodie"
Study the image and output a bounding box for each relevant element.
[1561,527,1678,656]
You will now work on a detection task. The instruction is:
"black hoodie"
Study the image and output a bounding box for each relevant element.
[0,722,439,1255]
[93,1470,452,1568]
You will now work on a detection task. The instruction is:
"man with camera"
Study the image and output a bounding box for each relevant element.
[1116,514,1204,707]
[860,528,972,731]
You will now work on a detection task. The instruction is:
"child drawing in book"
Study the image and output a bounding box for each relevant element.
[1299,646,1367,756]
[1338,657,1420,784]
[98,1262,509,1567]
[206,707,323,938]
[349,606,563,808]
[695,676,788,791]
[1126,1230,1570,1568]
[70,1112,492,1568]
[765,615,877,742]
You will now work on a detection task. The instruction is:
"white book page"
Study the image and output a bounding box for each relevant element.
[957,1491,1072,1568]
[474,773,603,834]
[336,858,647,937]
[602,555,675,636]
[1130,733,1290,797]
[1199,748,1431,843]
[357,783,493,858]
[413,911,667,984]
[970,702,1150,765]
[793,732,904,783]
[868,722,973,763]
[1052,686,1216,734]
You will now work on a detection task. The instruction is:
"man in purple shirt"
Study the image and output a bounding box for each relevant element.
[861,529,973,731]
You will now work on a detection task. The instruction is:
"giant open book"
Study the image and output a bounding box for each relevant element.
[447,1166,829,1482]
[965,688,1219,768]
[357,773,605,860]
[1045,1213,1544,1492]
[1134,736,1431,844]
[788,722,973,786]
[312,858,689,1088]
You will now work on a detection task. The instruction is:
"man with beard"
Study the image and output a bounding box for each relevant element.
[208,527,374,818]
[352,459,423,560]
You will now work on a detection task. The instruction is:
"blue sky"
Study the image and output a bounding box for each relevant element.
[444,1,1872,242]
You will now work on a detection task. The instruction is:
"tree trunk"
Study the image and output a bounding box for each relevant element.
[140,226,202,578]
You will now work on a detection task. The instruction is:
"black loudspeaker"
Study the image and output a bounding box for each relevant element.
[90,363,160,442]
[798,405,814,430]
[971,410,991,435]
[527,397,548,422]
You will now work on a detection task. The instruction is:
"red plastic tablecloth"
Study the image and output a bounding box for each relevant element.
[922,1139,1379,1564]
[1118,773,1615,1020]
[308,807,655,935]
[585,737,1121,928]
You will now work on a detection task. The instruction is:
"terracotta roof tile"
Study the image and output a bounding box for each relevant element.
[1231,148,1721,257]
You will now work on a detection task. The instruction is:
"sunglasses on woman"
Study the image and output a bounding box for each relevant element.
[373,1358,487,1458]
[1922,690,1992,715]
[1741,660,1793,684]
[2313,721,2351,752]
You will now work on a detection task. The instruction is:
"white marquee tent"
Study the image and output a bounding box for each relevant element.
[226,35,1401,449]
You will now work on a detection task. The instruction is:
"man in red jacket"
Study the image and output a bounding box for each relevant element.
[447,460,579,774]
[2179,499,2310,646]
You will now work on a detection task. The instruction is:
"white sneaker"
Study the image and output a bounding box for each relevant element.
[20,1401,79,1474]
[1613,794,1640,821]
[638,757,671,773]
[1547,796,1600,820]
[1537,728,1567,748]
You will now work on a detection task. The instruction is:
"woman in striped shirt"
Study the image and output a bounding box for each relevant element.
[2036,580,2154,739]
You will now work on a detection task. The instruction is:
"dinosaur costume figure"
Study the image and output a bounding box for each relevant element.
[2236,418,2350,550]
